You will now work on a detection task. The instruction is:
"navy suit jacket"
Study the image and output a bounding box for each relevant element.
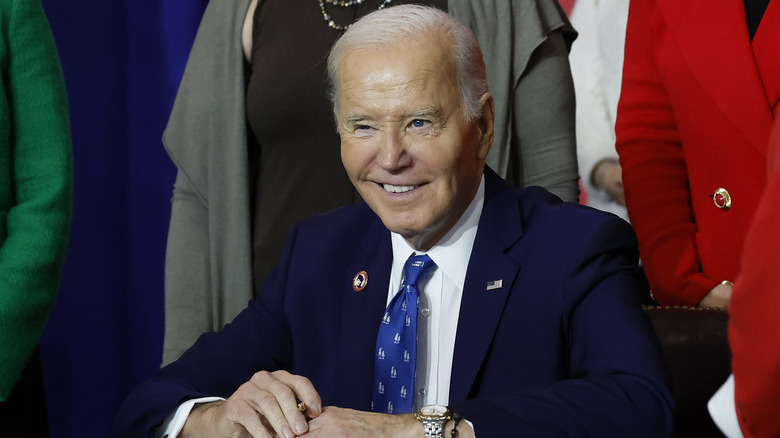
[116,169,674,437]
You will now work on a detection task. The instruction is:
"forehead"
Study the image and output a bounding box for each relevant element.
[336,33,459,112]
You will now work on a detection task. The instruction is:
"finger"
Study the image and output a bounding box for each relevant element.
[246,372,302,438]
[222,398,274,438]
[274,372,323,417]
[265,372,319,435]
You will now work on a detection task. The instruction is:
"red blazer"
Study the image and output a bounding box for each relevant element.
[616,0,779,306]
[729,120,780,438]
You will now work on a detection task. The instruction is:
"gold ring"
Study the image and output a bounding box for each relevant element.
[297,401,307,412]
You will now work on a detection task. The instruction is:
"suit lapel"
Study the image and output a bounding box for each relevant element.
[449,171,523,402]
[657,0,774,154]
[336,217,392,409]
[752,0,780,115]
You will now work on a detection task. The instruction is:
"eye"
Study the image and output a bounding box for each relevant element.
[352,124,375,138]
[410,119,428,128]
[407,118,435,135]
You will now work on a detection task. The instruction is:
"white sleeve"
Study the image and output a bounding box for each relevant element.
[708,374,744,438]
[156,397,225,438]
[570,0,614,195]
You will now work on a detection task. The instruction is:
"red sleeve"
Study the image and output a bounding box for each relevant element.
[730,121,780,438]
[615,0,717,305]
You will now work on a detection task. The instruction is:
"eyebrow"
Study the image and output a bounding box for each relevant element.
[408,106,444,120]
[344,106,445,125]
[345,114,370,125]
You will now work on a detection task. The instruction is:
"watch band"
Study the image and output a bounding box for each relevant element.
[422,420,445,438]
[416,405,451,438]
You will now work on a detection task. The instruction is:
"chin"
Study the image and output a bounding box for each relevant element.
[382,218,419,236]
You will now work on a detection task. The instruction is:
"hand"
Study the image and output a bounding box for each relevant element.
[302,407,420,438]
[303,407,476,438]
[181,370,322,438]
[698,282,733,309]
[592,159,625,205]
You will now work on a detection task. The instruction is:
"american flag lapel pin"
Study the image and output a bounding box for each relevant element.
[486,279,503,291]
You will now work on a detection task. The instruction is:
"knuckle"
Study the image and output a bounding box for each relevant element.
[253,370,271,380]
[250,370,274,387]
[257,392,278,408]
[269,369,290,379]
[293,374,312,386]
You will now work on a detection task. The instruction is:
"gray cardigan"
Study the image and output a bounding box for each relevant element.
[161,0,578,365]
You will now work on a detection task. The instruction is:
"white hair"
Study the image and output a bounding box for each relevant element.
[327,4,489,121]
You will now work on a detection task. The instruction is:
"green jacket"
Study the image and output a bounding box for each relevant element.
[0,0,73,400]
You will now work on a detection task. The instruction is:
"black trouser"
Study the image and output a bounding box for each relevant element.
[0,347,49,437]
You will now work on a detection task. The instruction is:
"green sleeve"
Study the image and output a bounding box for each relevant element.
[0,0,73,401]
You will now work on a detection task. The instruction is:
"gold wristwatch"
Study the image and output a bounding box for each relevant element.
[415,405,452,438]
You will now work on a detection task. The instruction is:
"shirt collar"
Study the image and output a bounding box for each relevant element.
[391,174,485,289]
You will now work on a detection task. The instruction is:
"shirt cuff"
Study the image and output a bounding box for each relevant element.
[708,374,744,438]
[156,397,224,438]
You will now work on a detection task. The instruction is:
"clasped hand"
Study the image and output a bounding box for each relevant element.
[698,281,733,309]
[180,370,419,438]
[592,159,625,205]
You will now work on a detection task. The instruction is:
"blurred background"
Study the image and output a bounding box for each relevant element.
[37,0,575,436]
[39,1,207,436]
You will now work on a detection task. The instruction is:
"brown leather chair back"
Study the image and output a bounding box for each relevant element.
[644,307,731,437]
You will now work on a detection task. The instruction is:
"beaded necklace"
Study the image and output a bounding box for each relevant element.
[317,0,394,30]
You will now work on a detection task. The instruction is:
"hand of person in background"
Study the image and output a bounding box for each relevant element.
[592,158,625,205]
[698,281,733,309]
[181,370,322,438]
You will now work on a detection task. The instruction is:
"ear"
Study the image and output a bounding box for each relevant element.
[475,93,494,161]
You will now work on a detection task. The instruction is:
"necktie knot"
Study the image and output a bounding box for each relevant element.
[402,254,436,288]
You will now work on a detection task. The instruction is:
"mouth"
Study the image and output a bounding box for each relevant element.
[382,183,418,194]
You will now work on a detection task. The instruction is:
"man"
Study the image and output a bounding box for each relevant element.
[116,5,673,437]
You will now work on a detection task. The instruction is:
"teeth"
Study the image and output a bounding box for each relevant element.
[383,184,416,193]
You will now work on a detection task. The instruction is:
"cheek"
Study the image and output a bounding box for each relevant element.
[340,146,352,174]
[340,142,359,172]
[341,141,374,179]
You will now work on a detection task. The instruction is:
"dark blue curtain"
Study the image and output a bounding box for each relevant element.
[38,1,209,436]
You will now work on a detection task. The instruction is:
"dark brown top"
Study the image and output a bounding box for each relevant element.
[246,0,446,289]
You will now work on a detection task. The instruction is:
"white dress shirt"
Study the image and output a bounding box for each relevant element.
[159,176,485,437]
[389,176,484,409]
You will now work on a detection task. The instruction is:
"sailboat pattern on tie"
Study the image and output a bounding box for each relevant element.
[372,254,437,415]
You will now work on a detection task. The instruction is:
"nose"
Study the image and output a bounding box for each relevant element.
[377,130,412,171]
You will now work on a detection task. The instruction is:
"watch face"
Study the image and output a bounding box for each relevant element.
[420,405,449,417]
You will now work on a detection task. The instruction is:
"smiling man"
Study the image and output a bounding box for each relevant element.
[116,5,673,438]
[336,26,491,253]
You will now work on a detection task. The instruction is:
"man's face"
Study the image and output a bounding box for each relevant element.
[336,32,494,251]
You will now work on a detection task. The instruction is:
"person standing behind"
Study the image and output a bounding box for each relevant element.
[615,0,777,307]
[569,0,630,222]
[708,119,780,438]
[0,0,73,433]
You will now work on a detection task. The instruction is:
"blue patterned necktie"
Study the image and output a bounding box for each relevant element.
[372,254,437,415]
